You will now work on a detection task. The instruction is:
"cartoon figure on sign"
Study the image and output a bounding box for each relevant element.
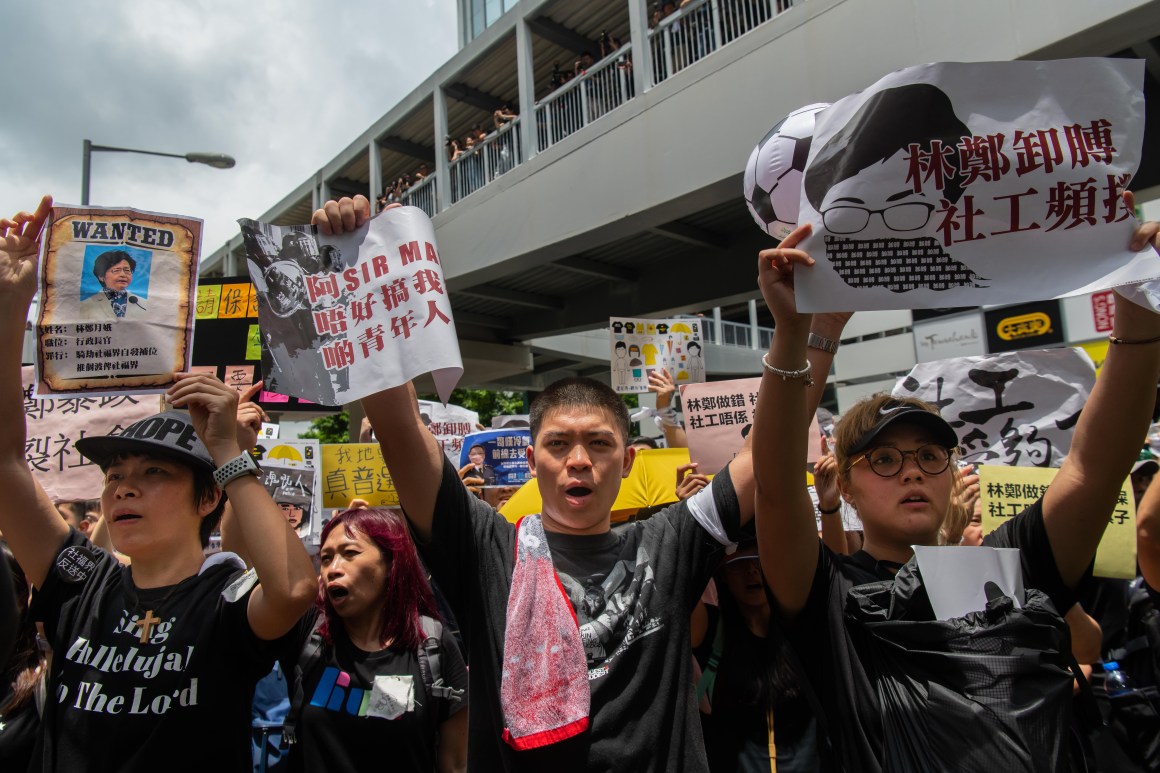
[629,345,643,384]
[78,247,151,321]
[803,84,987,293]
[613,341,629,387]
[686,340,705,383]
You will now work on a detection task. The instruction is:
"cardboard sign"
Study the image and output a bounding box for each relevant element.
[893,348,1095,468]
[257,461,316,542]
[681,377,821,474]
[979,464,1135,579]
[20,366,157,501]
[797,59,1152,311]
[459,429,533,486]
[609,316,706,394]
[240,207,461,407]
[320,443,399,509]
[35,205,201,395]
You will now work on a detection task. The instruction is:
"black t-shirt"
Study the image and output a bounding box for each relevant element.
[29,530,275,772]
[416,458,741,772]
[788,498,1078,773]
[278,608,469,773]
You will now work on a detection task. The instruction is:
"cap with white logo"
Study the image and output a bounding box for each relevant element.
[75,410,216,472]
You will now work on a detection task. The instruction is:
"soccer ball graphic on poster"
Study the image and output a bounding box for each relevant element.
[743,103,830,240]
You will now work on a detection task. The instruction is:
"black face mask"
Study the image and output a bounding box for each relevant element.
[824,235,988,293]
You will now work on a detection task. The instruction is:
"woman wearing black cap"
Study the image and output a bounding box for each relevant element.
[749,207,1160,771]
[0,196,318,772]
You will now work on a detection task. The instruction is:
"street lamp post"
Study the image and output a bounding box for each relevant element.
[81,139,236,205]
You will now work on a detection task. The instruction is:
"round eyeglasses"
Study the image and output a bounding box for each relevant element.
[849,444,951,478]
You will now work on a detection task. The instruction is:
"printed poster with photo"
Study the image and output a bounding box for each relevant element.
[892,348,1095,468]
[609,316,706,395]
[239,206,462,407]
[796,59,1153,312]
[459,429,533,487]
[35,205,201,396]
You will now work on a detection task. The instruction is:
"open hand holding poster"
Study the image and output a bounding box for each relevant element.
[795,59,1154,311]
[239,206,462,406]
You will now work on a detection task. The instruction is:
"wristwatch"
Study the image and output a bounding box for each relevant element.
[807,332,840,355]
[213,451,260,488]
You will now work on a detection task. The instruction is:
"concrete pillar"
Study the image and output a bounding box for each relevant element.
[368,139,383,207]
[434,87,451,211]
[516,18,538,162]
[626,0,652,97]
[748,299,759,349]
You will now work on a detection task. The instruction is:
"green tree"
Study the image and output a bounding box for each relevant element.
[300,411,350,444]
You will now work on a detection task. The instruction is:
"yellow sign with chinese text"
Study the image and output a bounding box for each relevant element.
[320,443,398,508]
[195,284,222,319]
[979,464,1135,579]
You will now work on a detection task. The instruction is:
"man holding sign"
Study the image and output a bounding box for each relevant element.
[315,195,844,772]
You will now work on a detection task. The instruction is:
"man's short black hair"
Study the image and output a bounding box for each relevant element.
[102,450,225,549]
[92,250,136,287]
[530,377,630,443]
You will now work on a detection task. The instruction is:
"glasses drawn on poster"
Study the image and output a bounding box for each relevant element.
[418,399,480,464]
[239,207,462,407]
[795,59,1153,313]
[609,316,705,394]
[680,377,822,475]
[34,205,201,396]
[20,366,157,502]
[892,348,1095,469]
[258,461,315,542]
[251,438,322,540]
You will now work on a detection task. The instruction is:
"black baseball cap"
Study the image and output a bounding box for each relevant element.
[847,402,958,456]
[75,410,216,472]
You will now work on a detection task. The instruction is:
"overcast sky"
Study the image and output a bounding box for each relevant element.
[0,0,457,258]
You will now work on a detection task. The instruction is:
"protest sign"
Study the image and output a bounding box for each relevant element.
[257,461,317,542]
[796,59,1153,312]
[893,348,1095,468]
[35,205,201,396]
[681,377,820,474]
[609,316,706,394]
[320,443,399,509]
[239,207,462,407]
[252,438,322,538]
[459,429,533,487]
[979,464,1135,579]
[418,400,480,464]
[21,366,160,501]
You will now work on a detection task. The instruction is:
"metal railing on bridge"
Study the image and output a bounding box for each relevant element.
[535,45,636,152]
[448,119,524,203]
[400,174,438,217]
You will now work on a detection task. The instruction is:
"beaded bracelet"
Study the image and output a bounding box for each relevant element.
[761,353,814,387]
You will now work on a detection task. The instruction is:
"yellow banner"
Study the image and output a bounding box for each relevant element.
[218,283,252,319]
[979,464,1135,579]
[320,443,398,508]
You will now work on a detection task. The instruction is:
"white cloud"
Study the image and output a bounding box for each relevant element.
[0,0,457,260]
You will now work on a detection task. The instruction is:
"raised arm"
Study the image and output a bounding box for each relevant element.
[312,196,447,541]
[648,368,688,449]
[1042,211,1160,589]
[1137,459,1160,590]
[750,224,833,616]
[0,196,70,588]
[167,375,315,639]
[813,444,849,555]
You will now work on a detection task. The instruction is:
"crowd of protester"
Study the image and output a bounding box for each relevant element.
[3,184,1160,773]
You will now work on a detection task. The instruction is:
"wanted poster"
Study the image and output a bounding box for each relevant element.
[35,206,201,396]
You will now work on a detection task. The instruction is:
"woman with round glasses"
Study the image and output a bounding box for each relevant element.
[749,206,1160,770]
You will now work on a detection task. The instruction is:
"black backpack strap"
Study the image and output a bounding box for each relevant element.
[282,618,326,747]
[417,615,464,704]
